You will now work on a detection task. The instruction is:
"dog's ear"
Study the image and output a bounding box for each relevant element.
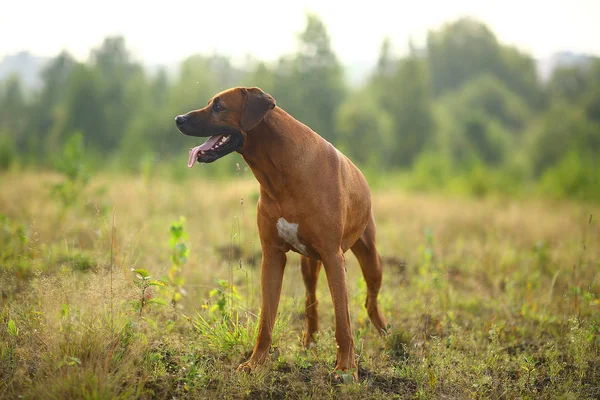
[241,87,276,131]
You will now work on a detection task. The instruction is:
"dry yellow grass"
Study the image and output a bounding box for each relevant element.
[1,169,599,399]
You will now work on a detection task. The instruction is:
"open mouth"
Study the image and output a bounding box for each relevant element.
[188,134,238,167]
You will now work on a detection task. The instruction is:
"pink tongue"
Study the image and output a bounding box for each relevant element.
[187,134,224,168]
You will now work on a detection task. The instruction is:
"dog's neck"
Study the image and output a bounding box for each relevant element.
[239,107,323,202]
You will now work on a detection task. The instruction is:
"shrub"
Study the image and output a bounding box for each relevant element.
[0,134,16,171]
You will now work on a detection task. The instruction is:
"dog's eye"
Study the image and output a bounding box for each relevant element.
[212,101,225,112]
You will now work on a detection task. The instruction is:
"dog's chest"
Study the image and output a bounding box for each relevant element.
[276,218,309,256]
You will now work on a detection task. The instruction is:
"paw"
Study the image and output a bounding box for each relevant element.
[236,353,268,374]
[236,361,254,374]
[331,367,358,384]
[302,333,317,349]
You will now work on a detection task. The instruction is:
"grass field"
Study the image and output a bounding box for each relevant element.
[1,168,599,399]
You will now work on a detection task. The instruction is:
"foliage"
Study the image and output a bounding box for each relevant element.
[335,89,394,165]
[0,133,16,170]
[271,13,347,144]
[0,75,27,150]
[528,104,600,176]
[427,17,541,107]
[370,44,435,167]
[0,214,30,275]
[444,73,531,132]
[167,217,189,306]
[540,150,600,201]
[1,15,600,201]
[131,268,168,316]
[50,132,90,208]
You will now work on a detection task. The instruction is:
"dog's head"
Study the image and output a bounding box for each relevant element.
[175,87,276,166]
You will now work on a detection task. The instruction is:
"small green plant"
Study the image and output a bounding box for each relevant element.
[335,368,357,385]
[132,268,167,316]
[167,217,189,307]
[0,214,32,277]
[1,214,28,259]
[568,317,592,381]
[191,269,263,356]
[51,132,90,208]
[193,308,255,353]
[209,279,242,318]
[131,218,189,319]
[519,355,538,391]
[7,319,18,338]
[56,356,82,369]
[386,330,411,361]
[59,250,95,272]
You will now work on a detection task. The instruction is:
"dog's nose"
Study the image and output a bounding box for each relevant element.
[175,115,187,127]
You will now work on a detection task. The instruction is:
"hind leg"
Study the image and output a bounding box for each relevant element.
[350,215,388,334]
[300,255,322,347]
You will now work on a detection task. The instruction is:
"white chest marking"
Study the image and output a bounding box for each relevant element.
[276,218,308,256]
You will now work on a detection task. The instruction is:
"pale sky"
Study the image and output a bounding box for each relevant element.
[1,0,599,65]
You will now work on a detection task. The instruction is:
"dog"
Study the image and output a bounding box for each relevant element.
[175,87,387,379]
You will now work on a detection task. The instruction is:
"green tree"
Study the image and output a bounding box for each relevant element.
[497,46,542,108]
[528,105,600,176]
[549,58,600,123]
[540,150,600,200]
[427,18,502,96]
[57,64,105,152]
[582,59,600,123]
[375,37,394,79]
[548,66,588,104]
[460,110,508,166]
[370,41,434,167]
[150,67,170,108]
[246,61,275,94]
[207,54,246,92]
[0,74,28,148]
[335,89,394,166]
[441,74,530,135]
[120,55,215,162]
[427,17,541,107]
[91,36,145,152]
[272,13,346,143]
[30,51,76,159]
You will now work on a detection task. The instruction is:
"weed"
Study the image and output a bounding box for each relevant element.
[166,216,189,307]
[131,268,168,316]
[0,214,31,276]
[50,132,90,208]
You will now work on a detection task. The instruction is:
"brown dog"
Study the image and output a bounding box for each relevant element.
[175,87,387,378]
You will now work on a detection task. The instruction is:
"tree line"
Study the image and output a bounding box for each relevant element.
[1,14,599,200]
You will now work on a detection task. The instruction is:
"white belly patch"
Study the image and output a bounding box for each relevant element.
[276,218,308,256]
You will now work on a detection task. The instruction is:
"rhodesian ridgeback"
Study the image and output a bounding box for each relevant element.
[175,87,387,379]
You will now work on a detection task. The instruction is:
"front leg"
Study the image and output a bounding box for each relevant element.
[237,244,287,372]
[322,250,357,380]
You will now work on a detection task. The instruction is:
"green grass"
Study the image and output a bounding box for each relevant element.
[1,168,599,399]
